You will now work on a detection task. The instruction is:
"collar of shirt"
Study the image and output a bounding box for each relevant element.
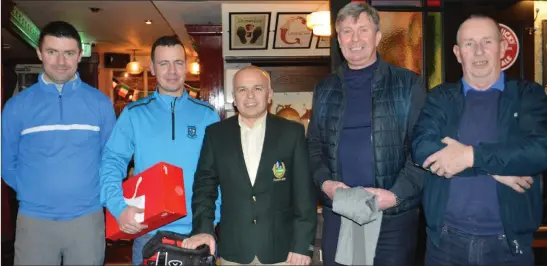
[462,71,505,96]
[41,73,77,85]
[238,113,267,131]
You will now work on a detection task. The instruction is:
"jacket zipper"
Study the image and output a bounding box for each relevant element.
[370,82,376,188]
[513,240,522,254]
[59,93,63,121]
[171,99,176,140]
[334,80,345,182]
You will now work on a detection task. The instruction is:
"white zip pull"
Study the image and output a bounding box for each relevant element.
[513,240,523,254]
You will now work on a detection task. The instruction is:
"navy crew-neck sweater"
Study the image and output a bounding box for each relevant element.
[338,61,378,188]
[444,77,505,235]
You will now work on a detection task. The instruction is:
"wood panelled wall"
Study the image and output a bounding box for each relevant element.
[186,25,225,118]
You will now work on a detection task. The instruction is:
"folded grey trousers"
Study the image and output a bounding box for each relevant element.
[332,187,383,266]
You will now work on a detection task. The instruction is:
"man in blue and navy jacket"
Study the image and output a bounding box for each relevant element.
[1,21,116,265]
[100,35,221,266]
[308,3,427,265]
[413,15,547,266]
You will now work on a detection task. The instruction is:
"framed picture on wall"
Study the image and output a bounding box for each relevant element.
[273,12,313,49]
[229,12,271,50]
[316,36,330,49]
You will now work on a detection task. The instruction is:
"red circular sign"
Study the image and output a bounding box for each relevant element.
[499,23,519,71]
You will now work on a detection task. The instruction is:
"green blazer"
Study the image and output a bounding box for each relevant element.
[191,114,317,264]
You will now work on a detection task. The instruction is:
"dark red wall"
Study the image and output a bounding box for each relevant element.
[187,25,225,118]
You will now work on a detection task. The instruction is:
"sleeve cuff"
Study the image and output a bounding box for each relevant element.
[193,224,217,240]
[473,145,484,168]
[291,245,314,258]
[107,198,128,221]
[389,182,405,202]
[313,168,330,189]
[194,223,215,235]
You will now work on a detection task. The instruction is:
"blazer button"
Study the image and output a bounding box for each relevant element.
[252,196,256,201]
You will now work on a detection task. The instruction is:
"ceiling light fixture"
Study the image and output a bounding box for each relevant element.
[126,49,143,75]
[145,20,152,25]
[190,59,200,75]
[306,11,331,37]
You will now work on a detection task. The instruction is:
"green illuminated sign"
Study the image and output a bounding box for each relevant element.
[10,6,40,48]
[82,43,91,57]
[11,6,91,57]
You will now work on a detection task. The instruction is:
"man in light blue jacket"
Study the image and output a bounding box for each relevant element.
[1,21,116,265]
[100,35,221,265]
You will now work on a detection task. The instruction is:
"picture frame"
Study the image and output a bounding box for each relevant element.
[273,12,313,49]
[316,36,331,49]
[229,12,271,50]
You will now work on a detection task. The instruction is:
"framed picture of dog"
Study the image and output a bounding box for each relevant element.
[229,12,271,50]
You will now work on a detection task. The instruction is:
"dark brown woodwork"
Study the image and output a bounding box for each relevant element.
[187,24,225,118]
[260,65,330,92]
[78,52,100,88]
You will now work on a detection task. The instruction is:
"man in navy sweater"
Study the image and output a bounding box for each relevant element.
[413,15,547,266]
[308,2,426,265]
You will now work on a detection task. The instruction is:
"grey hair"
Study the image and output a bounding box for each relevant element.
[456,14,502,44]
[335,2,380,32]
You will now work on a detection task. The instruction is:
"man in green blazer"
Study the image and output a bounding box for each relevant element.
[182,66,317,265]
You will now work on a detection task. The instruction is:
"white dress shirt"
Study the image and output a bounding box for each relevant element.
[239,114,267,186]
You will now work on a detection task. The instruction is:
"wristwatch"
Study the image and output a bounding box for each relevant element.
[393,194,403,208]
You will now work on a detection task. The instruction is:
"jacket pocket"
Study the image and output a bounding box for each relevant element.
[218,220,240,257]
[422,174,447,229]
[274,209,294,257]
[501,181,542,234]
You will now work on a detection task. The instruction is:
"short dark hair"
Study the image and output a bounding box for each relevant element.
[38,21,82,51]
[151,35,185,62]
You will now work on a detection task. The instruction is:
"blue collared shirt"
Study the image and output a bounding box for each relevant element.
[462,72,505,96]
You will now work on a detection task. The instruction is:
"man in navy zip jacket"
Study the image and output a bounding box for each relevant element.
[1,21,116,265]
[413,15,547,266]
[100,35,221,266]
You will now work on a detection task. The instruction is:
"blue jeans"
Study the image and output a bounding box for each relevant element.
[425,225,534,266]
[132,234,154,266]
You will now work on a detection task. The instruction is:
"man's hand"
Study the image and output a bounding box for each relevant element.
[118,206,147,234]
[363,188,397,210]
[492,175,533,193]
[286,252,311,265]
[182,233,216,256]
[423,137,474,178]
[321,180,349,200]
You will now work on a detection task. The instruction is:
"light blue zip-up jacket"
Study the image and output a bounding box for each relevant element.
[100,89,221,235]
[1,73,116,220]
